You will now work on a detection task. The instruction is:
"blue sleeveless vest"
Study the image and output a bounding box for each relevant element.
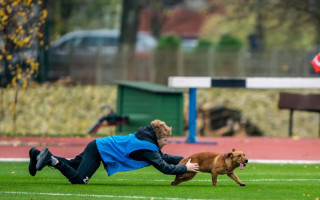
[96,133,159,176]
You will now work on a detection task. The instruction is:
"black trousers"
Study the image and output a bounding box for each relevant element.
[54,140,103,184]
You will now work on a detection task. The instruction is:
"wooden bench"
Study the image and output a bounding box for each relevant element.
[278,92,320,137]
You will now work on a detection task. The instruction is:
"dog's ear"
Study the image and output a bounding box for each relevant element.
[232,148,236,152]
[224,152,233,158]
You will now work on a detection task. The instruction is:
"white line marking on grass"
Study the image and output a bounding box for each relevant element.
[249,179,320,182]
[1,158,320,164]
[0,191,223,200]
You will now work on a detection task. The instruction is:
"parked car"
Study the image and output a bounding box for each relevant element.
[48,29,157,81]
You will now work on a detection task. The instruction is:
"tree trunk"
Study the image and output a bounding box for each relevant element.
[119,0,141,55]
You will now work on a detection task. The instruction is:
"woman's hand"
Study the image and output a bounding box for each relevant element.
[185,158,199,172]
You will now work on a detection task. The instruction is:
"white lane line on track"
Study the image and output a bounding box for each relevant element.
[1,158,320,164]
[250,159,320,164]
[0,191,222,200]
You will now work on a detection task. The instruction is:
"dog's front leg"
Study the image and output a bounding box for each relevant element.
[211,170,219,186]
[227,172,246,186]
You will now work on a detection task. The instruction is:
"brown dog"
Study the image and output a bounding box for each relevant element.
[172,149,248,186]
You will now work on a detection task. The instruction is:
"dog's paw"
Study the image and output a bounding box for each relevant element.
[239,183,246,186]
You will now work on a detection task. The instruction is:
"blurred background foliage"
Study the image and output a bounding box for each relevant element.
[1,0,320,137]
[45,0,320,49]
[1,85,319,138]
[201,0,320,49]
[48,0,121,41]
[2,0,320,88]
[215,34,243,52]
[40,0,320,51]
[0,85,118,136]
[0,0,48,88]
[194,39,214,52]
[157,35,181,51]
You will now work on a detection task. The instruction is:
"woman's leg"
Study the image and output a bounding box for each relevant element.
[30,148,84,176]
[55,152,84,170]
[54,140,103,184]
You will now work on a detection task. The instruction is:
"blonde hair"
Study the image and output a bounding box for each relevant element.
[151,119,172,139]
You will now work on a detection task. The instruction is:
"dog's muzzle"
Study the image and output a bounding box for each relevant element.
[244,159,248,167]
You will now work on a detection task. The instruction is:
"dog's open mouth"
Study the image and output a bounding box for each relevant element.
[239,159,248,170]
[239,163,247,170]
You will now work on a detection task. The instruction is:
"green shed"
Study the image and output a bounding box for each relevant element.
[115,81,184,136]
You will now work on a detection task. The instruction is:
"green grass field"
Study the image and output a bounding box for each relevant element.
[0,162,319,200]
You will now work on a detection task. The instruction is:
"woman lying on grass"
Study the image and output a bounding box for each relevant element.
[28,119,199,184]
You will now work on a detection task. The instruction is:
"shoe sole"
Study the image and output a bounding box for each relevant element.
[36,147,50,171]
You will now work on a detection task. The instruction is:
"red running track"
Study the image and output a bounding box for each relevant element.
[0,136,319,162]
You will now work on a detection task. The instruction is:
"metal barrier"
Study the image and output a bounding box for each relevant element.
[168,77,320,143]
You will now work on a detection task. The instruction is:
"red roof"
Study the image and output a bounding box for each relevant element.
[139,9,209,38]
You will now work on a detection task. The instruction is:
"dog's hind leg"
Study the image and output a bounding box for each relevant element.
[171,172,197,186]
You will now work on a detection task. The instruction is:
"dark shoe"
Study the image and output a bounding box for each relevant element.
[36,147,53,171]
[29,147,40,176]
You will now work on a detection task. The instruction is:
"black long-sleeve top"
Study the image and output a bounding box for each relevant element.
[129,125,187,175]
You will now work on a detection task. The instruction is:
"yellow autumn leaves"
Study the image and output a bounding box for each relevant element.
[1,0,34,7]
[1,0,47,89]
